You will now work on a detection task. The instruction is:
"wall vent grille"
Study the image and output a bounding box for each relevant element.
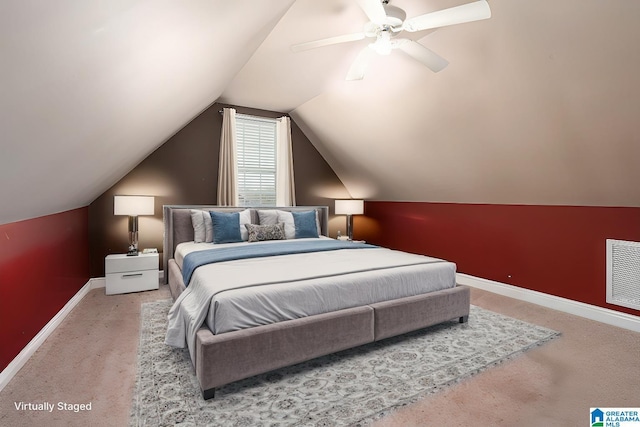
[606,239,640,310]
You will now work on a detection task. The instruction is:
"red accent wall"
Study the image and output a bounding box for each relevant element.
[0,208,90,371]
[360,201,640,316]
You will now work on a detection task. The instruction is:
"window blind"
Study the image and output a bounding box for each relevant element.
[235,114,277,207]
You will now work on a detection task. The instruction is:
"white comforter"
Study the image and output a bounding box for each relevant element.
[165,239,456,364]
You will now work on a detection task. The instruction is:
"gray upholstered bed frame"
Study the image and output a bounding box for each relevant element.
[163,205,470,399]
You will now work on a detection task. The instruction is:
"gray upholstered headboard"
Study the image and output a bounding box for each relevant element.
[162,205,329,281]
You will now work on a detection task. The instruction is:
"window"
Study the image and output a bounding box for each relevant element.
[235,114,277,206]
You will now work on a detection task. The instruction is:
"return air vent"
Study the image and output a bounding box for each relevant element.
[606,239,640,310]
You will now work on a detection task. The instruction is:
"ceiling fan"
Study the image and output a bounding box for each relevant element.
[291,0,491,80]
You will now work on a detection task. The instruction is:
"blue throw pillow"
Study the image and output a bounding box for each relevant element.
[292,210,319,239]
[209,211,242,244]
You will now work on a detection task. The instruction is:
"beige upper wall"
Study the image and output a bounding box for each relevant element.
[226,0,640,207]
[2,0,640,226]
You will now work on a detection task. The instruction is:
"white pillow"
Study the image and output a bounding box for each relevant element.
[190,210,213,243]
[204,213,213,242]
[276,211,296,239]
[239,209,252,241]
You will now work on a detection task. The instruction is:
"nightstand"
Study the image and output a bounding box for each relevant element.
[105,253,159,295]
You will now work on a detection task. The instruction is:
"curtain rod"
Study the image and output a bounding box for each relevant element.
[218,109,290,119]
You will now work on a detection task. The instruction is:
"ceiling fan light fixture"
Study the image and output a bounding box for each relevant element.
[371,30,392,55]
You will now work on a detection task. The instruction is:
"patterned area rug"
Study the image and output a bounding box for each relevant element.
[130,300,559,427]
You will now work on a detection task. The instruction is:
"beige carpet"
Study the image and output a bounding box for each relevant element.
[0,284,638,427]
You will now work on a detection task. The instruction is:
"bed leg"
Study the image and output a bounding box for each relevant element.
[202,388,215,400]
[459,315,469,323]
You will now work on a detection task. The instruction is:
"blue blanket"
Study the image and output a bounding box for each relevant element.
[182,240,376,285]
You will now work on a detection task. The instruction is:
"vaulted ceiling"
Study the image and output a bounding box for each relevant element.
[2,0,639,224]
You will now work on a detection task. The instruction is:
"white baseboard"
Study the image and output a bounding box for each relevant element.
[457,273,640,333]
[91,277,105,289]
[0,278,103,393]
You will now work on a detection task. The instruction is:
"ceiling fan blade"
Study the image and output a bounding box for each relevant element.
[291,32,366,52]
[355,0,387,25]
[346,46,376,81]
[397,40,449,73]
[403,0,491,32]
[291,33,366,52]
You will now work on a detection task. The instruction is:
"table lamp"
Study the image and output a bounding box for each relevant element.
[335,199,364,241]
[114,195,154,256]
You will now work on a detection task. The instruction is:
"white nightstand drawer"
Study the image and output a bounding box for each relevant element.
[105,253,158,274]
[106,270,159,295]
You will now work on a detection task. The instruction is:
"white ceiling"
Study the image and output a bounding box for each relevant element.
[2,0,640,224]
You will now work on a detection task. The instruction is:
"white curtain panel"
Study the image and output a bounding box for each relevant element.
[276,116,296,206]
[217,108,238,206]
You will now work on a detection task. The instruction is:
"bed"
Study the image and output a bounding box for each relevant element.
[163,205,470,399]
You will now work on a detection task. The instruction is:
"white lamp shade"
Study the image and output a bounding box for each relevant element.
[114,195,154,216]
[335,199,364,215]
